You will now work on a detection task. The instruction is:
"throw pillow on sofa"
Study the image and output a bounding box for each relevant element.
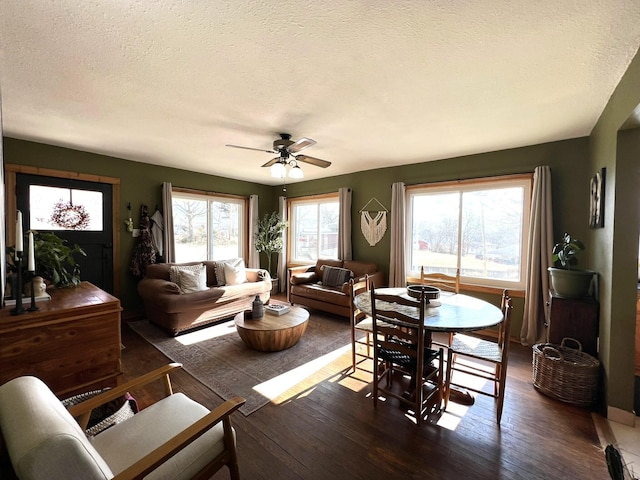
[170,264,208,293]
[223,262,247,285]
[214,258,245,285]
[321,265,353,287]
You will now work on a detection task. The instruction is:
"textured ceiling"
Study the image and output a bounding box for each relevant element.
[1,1,639,185]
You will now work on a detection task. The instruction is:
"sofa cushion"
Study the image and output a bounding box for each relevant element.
[321,265,353,287]
[290,283,353,308]
[91,393,230,480]
[170,264,208,293]
[213,258,245,286]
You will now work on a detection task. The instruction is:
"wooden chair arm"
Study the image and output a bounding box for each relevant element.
[111,396,246,480]
[68,363,183,429]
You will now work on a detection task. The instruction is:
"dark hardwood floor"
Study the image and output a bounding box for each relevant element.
[120,300,611,480]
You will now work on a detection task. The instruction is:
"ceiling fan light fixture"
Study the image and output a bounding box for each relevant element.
[270,161,286,178]
[288,163,304,178]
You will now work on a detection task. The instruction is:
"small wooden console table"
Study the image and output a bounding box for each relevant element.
[0,282,122,397]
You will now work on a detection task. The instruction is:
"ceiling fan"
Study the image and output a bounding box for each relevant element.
[226,133,331,179]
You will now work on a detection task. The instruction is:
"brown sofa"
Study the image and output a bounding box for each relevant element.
[138,261,271,335]
[288,259,385,318]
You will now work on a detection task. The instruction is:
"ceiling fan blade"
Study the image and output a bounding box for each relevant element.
[261,157,281,168]
[296,155,331,168]
[287,137,316,153]
[226,144,275,154]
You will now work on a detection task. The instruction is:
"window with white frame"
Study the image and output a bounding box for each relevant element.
[289,194,339,263]
[407,175,532,289]
[172,190,247,262]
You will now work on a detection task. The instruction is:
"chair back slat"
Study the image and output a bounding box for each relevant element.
[419,266,460,294]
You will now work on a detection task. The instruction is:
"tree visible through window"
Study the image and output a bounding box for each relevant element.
[408,175,531,289]
[172,191,246,262]
[289,195,339,263]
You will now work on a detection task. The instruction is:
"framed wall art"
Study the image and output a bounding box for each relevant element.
[589,167,605,228]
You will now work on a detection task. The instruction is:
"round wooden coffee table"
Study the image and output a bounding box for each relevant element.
[234,306,309,352]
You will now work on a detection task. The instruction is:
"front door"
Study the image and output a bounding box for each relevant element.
[16,174,114,294]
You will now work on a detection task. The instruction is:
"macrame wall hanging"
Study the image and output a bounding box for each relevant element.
[359,197,388,246]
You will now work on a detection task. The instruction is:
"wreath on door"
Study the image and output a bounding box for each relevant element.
[49,201,91,230]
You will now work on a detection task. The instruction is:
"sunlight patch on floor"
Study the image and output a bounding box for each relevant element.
[175,321,236,346]
[437,401,470,430]
[253,343,352,403]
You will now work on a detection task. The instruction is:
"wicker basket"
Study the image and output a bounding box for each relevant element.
[532,337,600,407]
[61,389,137,437]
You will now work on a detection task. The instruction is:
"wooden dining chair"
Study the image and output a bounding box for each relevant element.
[370,285,444,426]
[444,289,513,425]
[350,275,373,372]
[419,266,460,294]
[413,266,460,346]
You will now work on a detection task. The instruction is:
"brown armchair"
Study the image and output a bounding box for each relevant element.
[288,259,385,318]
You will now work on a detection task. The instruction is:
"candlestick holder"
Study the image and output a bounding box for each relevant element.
[27,271,39,312]
[10,253,25,316]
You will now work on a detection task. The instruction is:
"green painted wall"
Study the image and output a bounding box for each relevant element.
[3,135,593,348]
[284,139,592,274]
[273,137,594,342]
[589,45,640,413]
[3,138,276,311]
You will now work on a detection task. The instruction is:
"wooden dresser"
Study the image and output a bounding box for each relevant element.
[0,282,122,397]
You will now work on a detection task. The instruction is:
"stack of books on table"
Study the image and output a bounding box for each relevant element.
[265,304,290,316]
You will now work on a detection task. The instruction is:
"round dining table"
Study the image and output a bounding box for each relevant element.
[354,287,504,335]
[354,287,504,405]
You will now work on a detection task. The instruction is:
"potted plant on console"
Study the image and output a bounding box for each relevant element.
[6,231,86,296]
[548,232,595,298]
[255,212,288,295]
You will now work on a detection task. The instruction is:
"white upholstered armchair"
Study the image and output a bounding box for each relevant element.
[0,363,245,480]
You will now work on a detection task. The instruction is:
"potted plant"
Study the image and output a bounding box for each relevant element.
[6,231,87,293]
[255,212,288,293]
[548,232,595,298]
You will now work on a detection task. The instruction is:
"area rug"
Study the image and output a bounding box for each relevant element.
[129,311,353,415]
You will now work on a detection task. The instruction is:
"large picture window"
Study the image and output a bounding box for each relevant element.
[172,190,247,262]
[289,194,339,263]
[407,175,532,289]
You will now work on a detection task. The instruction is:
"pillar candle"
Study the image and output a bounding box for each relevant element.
[27,232,35,272]
[15,211,23,252]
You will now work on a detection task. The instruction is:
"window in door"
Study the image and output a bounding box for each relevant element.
[29,185,103,231]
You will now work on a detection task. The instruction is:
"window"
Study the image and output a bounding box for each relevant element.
[172,190,247,262]
[29,185,103,231]
[407,175,532,289]
[289,194,339,263]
